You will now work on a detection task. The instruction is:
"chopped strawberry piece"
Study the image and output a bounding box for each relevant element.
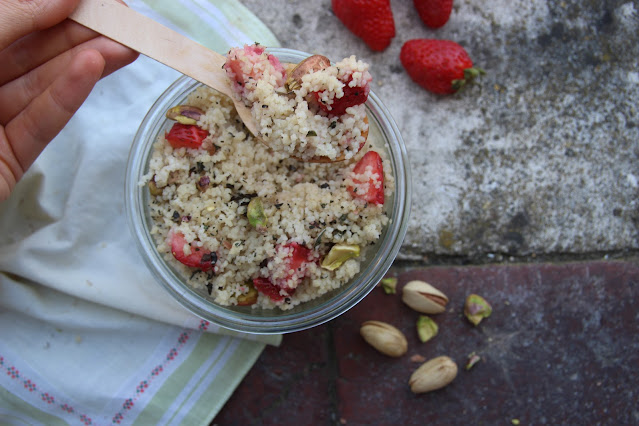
[170,231,216,271]
[274,242,313,286]
[165,123,209,149]
[347,151,385,205]
[315,77,370,116]
[253,242,313,302]
[252,277,291,302]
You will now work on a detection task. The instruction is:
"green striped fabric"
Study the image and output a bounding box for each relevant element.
[133,336,265,424]
[0,1,283,424]
[138,0,280,53]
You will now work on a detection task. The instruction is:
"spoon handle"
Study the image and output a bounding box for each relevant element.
[69,0,232,98]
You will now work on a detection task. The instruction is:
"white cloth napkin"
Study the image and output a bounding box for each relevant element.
[0,1,280,423]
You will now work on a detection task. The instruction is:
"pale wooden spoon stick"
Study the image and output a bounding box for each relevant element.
[69,0,258,135]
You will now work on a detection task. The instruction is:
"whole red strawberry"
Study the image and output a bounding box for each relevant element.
[400,39,483,95]
[414,0,453,29]
[332,0,395,51]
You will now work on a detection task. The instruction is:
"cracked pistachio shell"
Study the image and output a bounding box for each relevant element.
[416,316,438,343]
[409,356,458,394]
[166,105,204,125]
[286,54,331,92]
[247,198,267,231]
[360,321,408,358]
[402,280,449,314]
[464,294,492,326]
[321,244,360,271]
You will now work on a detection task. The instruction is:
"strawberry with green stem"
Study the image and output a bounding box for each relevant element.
[400,39,484,95]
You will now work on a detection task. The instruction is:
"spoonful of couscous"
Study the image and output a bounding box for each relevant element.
[222,46,371,163]
[70,0,370,163]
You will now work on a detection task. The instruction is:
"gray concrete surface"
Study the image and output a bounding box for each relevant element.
[241,0,639,261]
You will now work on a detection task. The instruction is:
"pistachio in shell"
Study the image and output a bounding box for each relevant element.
[402,280,449,314]
[360,320,408,357]
[166,105,205,125]
[409,356,458,394]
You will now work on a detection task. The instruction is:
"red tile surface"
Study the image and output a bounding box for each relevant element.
[214,260,639,425]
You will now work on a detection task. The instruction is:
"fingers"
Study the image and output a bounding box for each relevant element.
[0,0,137,86]
[0,19,98,85]
[0,36,138,124]
[4,49,105,176]
[0,0,81,50]
[0,130,20,201]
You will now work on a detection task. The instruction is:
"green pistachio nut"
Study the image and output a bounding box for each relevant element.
[416,316,438,343]
[237,282,258,306]
[320,244,360,271]
[465,352,481,370]
[247,198,267,231]
[380,277,398,294]
[148,176,163,196]
[464,294,492,326]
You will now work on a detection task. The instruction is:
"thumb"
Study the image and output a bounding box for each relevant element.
[0,0,81,50]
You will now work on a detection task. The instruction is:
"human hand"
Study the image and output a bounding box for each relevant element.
[0,0,138,201]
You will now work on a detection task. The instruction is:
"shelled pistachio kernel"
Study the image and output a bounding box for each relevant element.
[321,244,360,271]
[148,176,163,196]
[360,321,408,357]
[409,356,458,394]
[247,198,267,231]
[402,280,449,314]
[165,105,204,125]
[465,352,481,370]
[237,282,258,306]
[416,316,438,343]
[380,277,398,294]
[464,294,492,326]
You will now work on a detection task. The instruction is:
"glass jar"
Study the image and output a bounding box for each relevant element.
[125,48,411,334]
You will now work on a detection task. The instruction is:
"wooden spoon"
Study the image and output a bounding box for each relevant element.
[69,0,258,136]
[70,0,368,162]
